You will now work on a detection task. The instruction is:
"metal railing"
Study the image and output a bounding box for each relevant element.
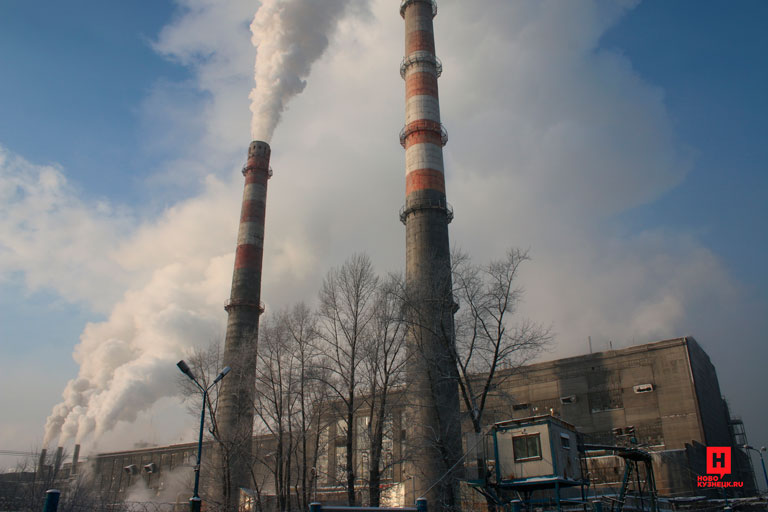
[400,53,442,79]
[224,299,265,314]
[400,0,437,18]
[399,199,454,224]
[399,121,448,148]
[310,498,427,512]
[241,165,274,178]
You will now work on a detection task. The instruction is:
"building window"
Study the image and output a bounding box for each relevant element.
[513,434,541,461]
[560,434,570,449]
[512,403,530,411]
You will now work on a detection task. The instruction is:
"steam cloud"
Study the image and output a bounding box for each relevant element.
[249,0,365,141]
[40,176,239,446]
[5,0,762,457]
[39,0,369,448]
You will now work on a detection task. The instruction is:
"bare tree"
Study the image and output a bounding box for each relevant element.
[316,253,379,506]
[452,249,551,435]
[362,275,408,506]
[250,304,331,512]
[253,314,298,512]
[284,302,329,512]
[452,249,551,512]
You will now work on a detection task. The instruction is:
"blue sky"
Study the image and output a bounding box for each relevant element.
[604,0,768,294]
[0,0,766,480]
[0,2,191,201]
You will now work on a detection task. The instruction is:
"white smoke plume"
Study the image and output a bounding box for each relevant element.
[249,0,369,141]
[38,0,372,449]
[41,176,240,446]
[124,466,193,507]
[5,0,764,459]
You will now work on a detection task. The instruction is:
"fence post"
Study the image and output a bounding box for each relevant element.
[416,497,427,512]
[310,502,323,512]
[43,489,60,512]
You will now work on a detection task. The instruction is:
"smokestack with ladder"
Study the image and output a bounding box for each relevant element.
[216,141,272,509]
[399,0,462,508]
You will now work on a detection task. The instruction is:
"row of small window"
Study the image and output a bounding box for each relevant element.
[512,384,656,410]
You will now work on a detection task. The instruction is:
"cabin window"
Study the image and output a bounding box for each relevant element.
[513,433,541,461]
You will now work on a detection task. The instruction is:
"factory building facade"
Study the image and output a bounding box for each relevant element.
[475,336,756,497]
[87,337,756,506]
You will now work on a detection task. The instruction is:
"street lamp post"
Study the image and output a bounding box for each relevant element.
[744,444,768,493]
[178,360,231,512]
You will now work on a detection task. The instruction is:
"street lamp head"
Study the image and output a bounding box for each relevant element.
[177,360,196,380]
[213,366,231,384]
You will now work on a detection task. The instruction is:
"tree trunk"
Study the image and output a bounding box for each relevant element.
[368,396,387,507]
[346,409,356,505]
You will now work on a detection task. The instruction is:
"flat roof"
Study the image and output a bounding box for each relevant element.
[493,414,578,432]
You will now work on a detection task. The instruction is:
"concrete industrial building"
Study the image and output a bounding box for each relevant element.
[87,337,756,507]
[471,336,756,498]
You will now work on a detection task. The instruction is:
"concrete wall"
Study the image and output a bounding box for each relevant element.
[483,338,705,451]
[92,443,196,501]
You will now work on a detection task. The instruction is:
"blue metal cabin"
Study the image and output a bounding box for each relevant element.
[467,415,588,511]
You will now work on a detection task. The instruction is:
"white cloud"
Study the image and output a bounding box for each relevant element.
[0,147,133,311]
[2,0,765,453]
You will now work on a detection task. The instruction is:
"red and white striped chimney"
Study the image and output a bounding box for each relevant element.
[399,0,463,508]
[229,141,271,305]
[217,140,271,508]
[400,0,448,212]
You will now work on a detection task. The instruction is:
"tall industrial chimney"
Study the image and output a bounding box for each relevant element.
[53,446,63,476]
[71,444,80,476]
[216,141,271,509]
[399,0,462,508]
[37,448,47,481]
